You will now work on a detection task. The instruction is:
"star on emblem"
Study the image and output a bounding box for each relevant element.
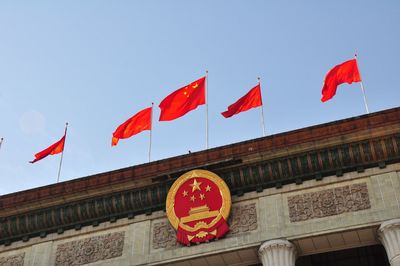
[200,193,205,200]
[182,190,188,197]
[205,185,211,192]
[190,179,202,192]
[190,195,196,202]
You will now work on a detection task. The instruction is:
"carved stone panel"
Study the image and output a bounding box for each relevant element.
[0,253,24,266]
[54,232,124,266]
[228,203,258,235]
[152,221,177,249]
[288,182,371,222]
[152,203,258,249]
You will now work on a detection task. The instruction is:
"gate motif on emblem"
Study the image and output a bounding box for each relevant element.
[166,169,231,245]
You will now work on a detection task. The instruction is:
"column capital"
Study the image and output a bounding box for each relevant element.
[258,239,297,266]
[378,219,400,266]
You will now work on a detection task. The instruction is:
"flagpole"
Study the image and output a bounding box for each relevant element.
[205,70,209,149]
[0,138,3,152]
[57,122,68,183]
[148,103,154,162]
[258,77,266,137]
[354,54,370,114]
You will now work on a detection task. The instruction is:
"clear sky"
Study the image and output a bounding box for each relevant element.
[0,1,399,195]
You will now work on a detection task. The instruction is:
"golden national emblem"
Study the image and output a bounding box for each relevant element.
[166,169,231,245]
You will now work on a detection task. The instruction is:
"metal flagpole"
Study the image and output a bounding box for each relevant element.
[148,103,154,163]
[258,77,266,137]
[354,54,370,114]
[205,70,209,149]
[57,122,68,183]
[0,138,3,152]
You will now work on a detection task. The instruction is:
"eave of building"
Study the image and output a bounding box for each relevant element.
[0,107,399,245]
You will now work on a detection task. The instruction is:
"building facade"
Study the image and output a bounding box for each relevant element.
[0,107,399,266]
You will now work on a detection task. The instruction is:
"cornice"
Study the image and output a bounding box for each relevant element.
[1,107,399,213]
[0,107,399,245]
[0,131,399,245]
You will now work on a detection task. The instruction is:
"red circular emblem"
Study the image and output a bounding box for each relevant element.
[166,170,231,245]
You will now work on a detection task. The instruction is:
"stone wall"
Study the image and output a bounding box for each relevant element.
[0,165,399,265]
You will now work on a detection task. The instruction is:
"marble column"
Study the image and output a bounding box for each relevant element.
[258,239,297,266]
[378,219,400,266]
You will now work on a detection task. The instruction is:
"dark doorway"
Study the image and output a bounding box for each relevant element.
[296,245,389,266]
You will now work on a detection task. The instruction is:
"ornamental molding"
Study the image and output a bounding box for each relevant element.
[379,219,400,233]
[288,182,371,222]
[258,239,297,266]
[0,253,24,266]
[152,202,258,249]
[228,202,258,236]
[1,134,398,244]
[54,232,124,266]
[152,220,177,250]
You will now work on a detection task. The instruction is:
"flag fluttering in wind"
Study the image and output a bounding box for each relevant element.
[159,76,206,121]
[112,106,152,146]
[30,131,66,164]
[221,84,262,118]
[321,59,361,102]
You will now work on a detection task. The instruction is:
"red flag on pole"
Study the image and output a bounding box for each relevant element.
[30,133,66,163]
[221,84,262,118]
[321,59,361,102]
[159,76,206,121]
[112,106,152,146]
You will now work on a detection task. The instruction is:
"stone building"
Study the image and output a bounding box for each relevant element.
[0,107,399,266]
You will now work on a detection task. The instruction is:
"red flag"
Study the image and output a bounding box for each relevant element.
[112,106,152,146]
[221,84,262,118]
[321,59,361,102]
[30,134,66,163]
[159,76,206,121]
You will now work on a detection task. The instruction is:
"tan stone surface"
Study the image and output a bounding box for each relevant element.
[54,232,124,266]
[287,183,370,222]
[0,165,399,265]
[0,253,24,266]
[152,220,176,250]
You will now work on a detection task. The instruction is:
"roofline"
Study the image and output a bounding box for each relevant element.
[0,106,399,207]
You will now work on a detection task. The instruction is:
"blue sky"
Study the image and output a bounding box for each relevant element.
[0,1,399,195]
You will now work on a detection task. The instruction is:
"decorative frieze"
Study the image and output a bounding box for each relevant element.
[228,203,258,235]
[54,232,124,266]
[288,182,371,222]
[0,253,24,266]
[1,134,398,244]
[0,253,25,266]
[152,221,177,249]
[152,203,258,249]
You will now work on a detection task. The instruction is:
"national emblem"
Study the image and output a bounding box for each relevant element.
[166,170,231,245]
